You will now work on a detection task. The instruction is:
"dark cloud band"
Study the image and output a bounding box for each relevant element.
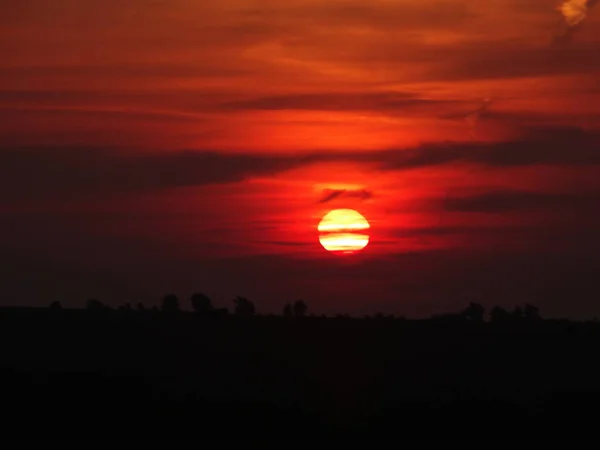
[1,126,598,202]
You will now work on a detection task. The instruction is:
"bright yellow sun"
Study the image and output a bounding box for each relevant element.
[318,209,370,254]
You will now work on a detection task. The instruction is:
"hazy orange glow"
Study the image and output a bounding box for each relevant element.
[318,209,370,254]
[1,0,600,316]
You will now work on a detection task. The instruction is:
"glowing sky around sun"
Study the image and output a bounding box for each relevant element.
[1,0,600,317]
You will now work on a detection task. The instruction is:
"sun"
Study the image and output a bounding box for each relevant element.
[318,209,370,254]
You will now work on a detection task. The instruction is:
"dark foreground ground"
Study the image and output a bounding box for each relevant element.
[2,307,600,442]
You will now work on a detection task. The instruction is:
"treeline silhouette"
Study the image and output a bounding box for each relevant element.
[2,295,600,442]
[51,293,547,323]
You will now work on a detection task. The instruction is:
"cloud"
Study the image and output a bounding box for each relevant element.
[444,189,600,213]
[244,1,474,32]
[219,91,465,114]
[380,127,600,170]
[0,145,378,204]
[0,147,306,202]
[553,0,599,45]
[319,188,373,203]
[430,42,600,81]
[559,0,591,27]
[464,98,493,139]
[465,98,493,119]
[0,63,248,80]
[0,88,229,116]
[1,126,599,203]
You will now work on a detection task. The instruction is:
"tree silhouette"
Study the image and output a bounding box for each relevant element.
[49,301,62,310]
[233,296,255,316]
[431,312,463,322]
[161,294,180,313]
[490,306,510,322]
[293,300,308,318]
[86,298,106,311]
[489,305,536,322]
[190,293,213,313]
[462,303,485,322]
[512,306,524,320]
[283,303,293,317]
[524,304,541,321]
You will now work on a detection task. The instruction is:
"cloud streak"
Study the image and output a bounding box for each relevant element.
[380,127,600,170]
[464,98,493,139]
[445,189,600,213]
[1,127,599,202]
[0,147,304,202]
[319,188,373,203]
[219,92,465,114]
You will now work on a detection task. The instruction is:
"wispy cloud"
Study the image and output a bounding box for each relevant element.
[380,127,600,170]
[319,188,373,203]
[553,0,599,45]
[0,147,303,201]
[2,126,598,203]
[464,97,493,139]
[219,92,465,114]
[445,189,600,213]
[559,0,593,26]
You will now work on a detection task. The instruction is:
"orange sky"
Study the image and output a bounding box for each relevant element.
[1,0,600,316]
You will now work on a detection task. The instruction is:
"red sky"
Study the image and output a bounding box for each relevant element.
[1,0,600,317]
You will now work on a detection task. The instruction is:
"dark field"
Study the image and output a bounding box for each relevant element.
[2,307,600,441]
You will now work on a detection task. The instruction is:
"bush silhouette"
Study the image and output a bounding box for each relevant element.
[293,300,308,318]
[490,304,541,322]
[190,293,213,313]
[161,294,180,313]
[524,303,541,321]
[86,298,106,311]
[233,296,255,316]
[462,303,485,322]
